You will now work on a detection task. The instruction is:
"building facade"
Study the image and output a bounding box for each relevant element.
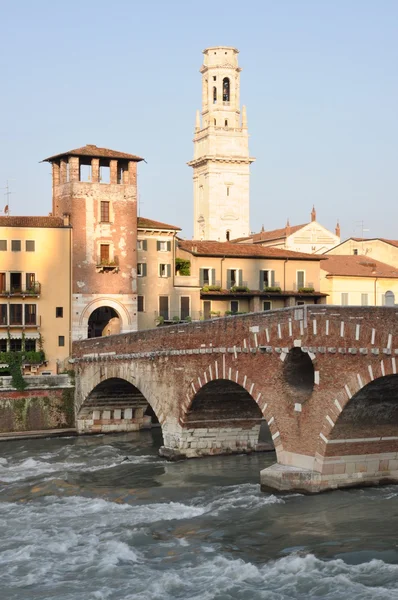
[0,217,71,374]
[43,145,143,341]
[188,47,254,242]
[325,237,398,268]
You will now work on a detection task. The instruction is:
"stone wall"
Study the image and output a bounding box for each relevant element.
[0,375,75,433]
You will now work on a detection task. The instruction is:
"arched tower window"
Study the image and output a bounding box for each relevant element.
[226,230,230,241]
[213,86,217,104]
[223,78,230,102]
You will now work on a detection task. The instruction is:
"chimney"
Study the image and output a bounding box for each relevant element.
[63,213,70,226]
[335,220,341,238]
[311,205,316,222]
[285,218,291,237]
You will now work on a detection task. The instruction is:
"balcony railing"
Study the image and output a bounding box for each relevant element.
[0,283,41,297]
[96,257,119,272]
[293,282,315,293]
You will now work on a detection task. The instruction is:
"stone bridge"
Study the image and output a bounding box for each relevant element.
[72,306,398,493]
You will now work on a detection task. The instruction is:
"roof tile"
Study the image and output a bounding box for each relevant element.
[178,240,324,260]
[321,255,398,278]
[137,217,181,231]
[42,144,143,162]
[0,216,66,228]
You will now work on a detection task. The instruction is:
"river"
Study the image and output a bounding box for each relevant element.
[0,430,397,600]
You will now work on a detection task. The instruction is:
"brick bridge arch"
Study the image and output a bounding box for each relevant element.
[72,305,398,493]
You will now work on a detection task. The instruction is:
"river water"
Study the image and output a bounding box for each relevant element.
[0,430,397,600]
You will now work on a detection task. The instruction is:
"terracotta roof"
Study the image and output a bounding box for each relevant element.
[137,217,181,231]
[234,223,307,244]
[42,144,143,162]
[178,240,324,260]
[344,237,398,249]
[0,216,66,228]
[321,255,398,278]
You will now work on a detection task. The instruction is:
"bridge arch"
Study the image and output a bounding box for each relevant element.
[76,365,162,436]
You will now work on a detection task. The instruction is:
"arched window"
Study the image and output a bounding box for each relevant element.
[385,290,395,306]
[213,86,217,104]
[226,230,230,241]
[223,77,230,102]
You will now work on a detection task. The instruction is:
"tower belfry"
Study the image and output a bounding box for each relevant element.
[188,46,254,241]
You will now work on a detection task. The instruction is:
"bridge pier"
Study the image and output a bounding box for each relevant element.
[261,452,398,493]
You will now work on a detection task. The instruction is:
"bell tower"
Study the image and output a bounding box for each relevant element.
[188,47,254,241]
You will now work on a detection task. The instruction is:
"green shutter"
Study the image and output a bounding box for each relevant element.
[227,269,232,289]
[143,240,147,251]
[199,269,204,287]
[270,270,275,286]
[167,241,171,252]
[238,269,243,286]
[211,268,216,285]
[157,241,161,251]
[167,264,171,278]
[259,270,265,290]
[142,263,147,276]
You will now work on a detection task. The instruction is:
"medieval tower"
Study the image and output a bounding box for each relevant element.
[188,46,254,241]
[44,145,142,341]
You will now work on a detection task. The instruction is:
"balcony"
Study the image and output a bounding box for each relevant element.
[292,282,316,293]
[96,258,119,273]
[0,283,41,297]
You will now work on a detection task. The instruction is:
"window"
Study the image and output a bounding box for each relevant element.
[9,304,22,325]
[100,201,110,222]
[157,240,171,252]
[56,307,63,318]
[0,339,7,352]
[100,244,110,263]
[137,263,147,277]
[25,240,35,252]
[296,301,305,306]
[353,248,358,255]
[213,86,217,103]
[0,304,6,324]
[226,269,242,289]
[259,270,275,289]
[25,304,36,325]
[117,163,128,184]
[159,264,171,278]
[223,77,230,102]
[199,268,215,287]
[0,273,5,292]
[10,339,22,352]
[226,230,230,241]
[213,76,216,81]
[224,120,228,127]
[11,240,21,252]
[25,339,36,351]
[99,165,110,183]
[26,273,35,291]
[10,273,22,293]
[137,239,148,251]
[137,296,144,312]
[159,296,169,320]
[341,293,349,306]
[180,296,190,320]
[0,240,7,251]
[361,293,369,306]
[263,301,272,311]
[297,271,305,289]
[58,336,65,347]
[230,300,239,313]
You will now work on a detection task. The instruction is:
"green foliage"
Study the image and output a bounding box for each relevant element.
[0,351,45,365]
[172,315,180,322]
[298,287,315,293]
[155,316,165,326]
[230,285,250,293]
[225,310,248,316]
[184,316,192,323]
[264,286,282,293]
[210,310,221,317]
[7,354,26,391]
[202,285,222,292]
[175,257,191,276]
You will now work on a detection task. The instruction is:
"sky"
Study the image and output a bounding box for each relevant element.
[0,0,397,241]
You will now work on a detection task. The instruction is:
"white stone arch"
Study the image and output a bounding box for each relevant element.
[77,297,132,341]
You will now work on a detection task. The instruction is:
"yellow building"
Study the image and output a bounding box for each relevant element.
[325,237,398,268]
[0,216,71,374]
[136,217,182,330]
[320,255,398,306]
[176,240,327,318]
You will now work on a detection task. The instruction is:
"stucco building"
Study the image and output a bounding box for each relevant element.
[188,47,254,242]
[325,237,398,268]
[0,216,71,374]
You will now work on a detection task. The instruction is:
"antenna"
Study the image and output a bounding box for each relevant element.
[138,194,144,217]
[0,179,16,215]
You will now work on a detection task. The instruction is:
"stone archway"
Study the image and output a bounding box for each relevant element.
[77,377,160,435]
[88,306,120,338]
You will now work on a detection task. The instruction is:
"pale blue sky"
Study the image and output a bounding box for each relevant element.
[1,0,397,240]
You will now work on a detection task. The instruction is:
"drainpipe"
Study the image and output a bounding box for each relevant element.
[374,276,378,306]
